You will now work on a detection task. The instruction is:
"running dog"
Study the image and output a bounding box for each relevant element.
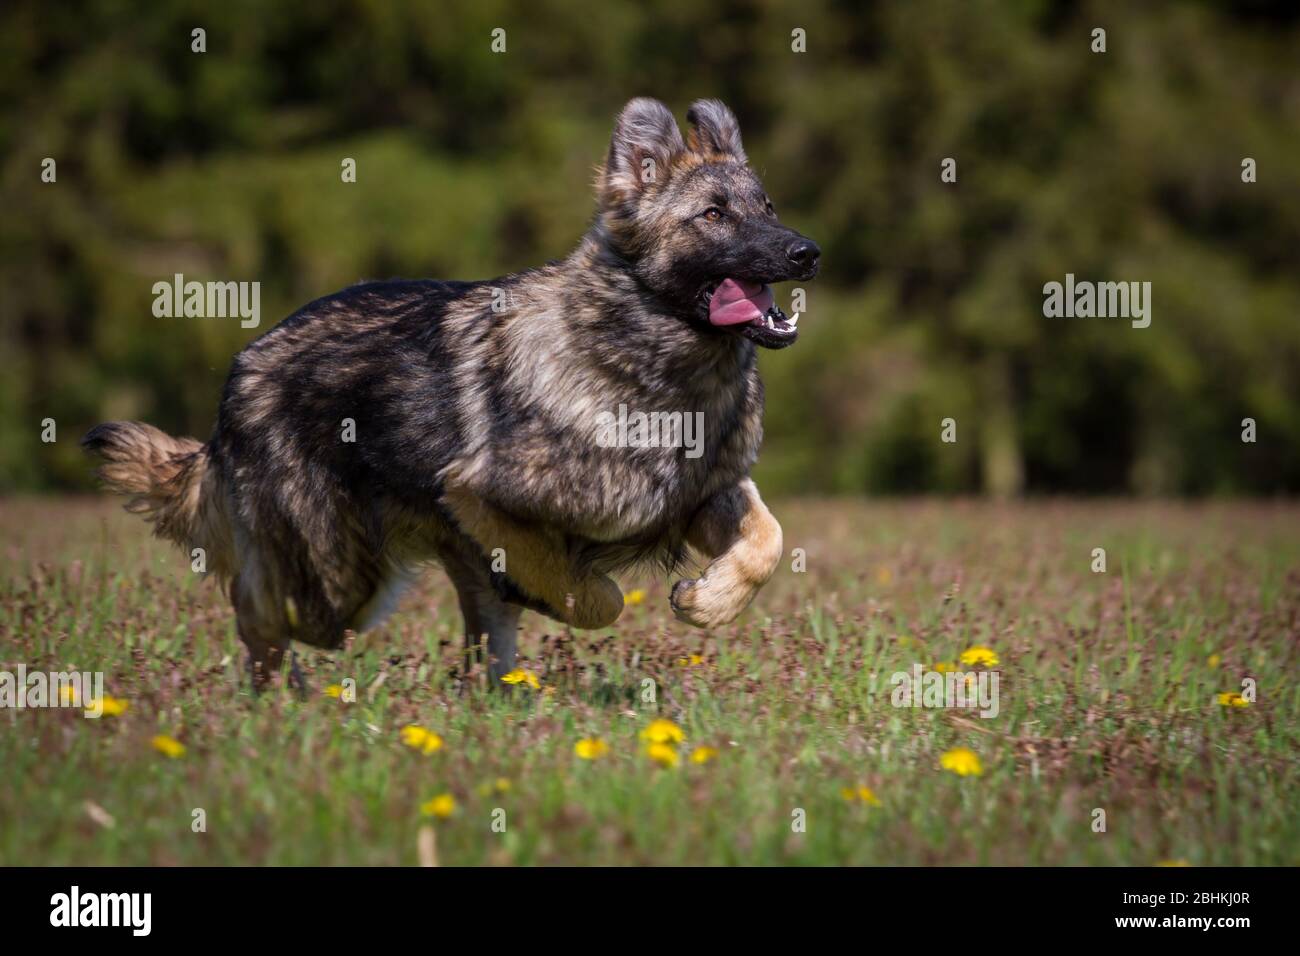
[83,97,820,688]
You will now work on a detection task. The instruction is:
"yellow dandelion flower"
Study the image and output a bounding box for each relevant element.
[323,684,344,698]
[932,661,956,673]
[640,718,685,745]
[91,695,128,717]
[1216,692,1249,708]
[420,793,456,819]
[400,725,444,754]
[575,738,610,760]
[940,746,983,777]
[858,786,882,806]
[690,745,719,764]
[624,589,646,606]
[476,777,512,798]
[1206,653,1221,670]
[646,742,680,768]
[151,734,186,759]
[677,654,704,668]
[959,646,999,667]
[841,785,882,806]
[500,669,541,690]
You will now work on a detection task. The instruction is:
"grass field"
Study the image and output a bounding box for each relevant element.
[1,497,1297,865]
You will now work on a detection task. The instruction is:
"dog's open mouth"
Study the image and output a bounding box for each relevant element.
[702,278,799,349]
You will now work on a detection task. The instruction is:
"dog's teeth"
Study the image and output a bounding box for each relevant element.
[789,312,799,327]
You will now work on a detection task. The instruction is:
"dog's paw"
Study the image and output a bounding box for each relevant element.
[670,574,753,629]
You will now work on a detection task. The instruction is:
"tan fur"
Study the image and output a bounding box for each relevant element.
[442,481,624,628]
[84,422,234,579]
[671,479,783,629]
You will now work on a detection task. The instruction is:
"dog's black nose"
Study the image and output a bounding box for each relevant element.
[787,239,820,271]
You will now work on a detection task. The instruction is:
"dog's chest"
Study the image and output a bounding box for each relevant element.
[465,320,763,540]
[557,379,761,540]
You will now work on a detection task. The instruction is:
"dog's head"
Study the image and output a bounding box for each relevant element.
[596,98,820,349]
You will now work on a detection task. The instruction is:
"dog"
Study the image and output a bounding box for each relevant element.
[82,97,820,689]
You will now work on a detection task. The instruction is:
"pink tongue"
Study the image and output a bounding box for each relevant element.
[708,278,775,326]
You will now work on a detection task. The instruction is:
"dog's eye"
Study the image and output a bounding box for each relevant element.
[702,207,724,223]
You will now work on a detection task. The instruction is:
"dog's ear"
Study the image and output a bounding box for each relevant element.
[686,99,747,164]
[600,98,686,205]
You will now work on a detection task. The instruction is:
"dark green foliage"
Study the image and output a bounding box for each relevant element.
[3,0,1298,493]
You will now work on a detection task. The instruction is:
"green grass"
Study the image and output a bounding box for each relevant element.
[1,497,1297,865]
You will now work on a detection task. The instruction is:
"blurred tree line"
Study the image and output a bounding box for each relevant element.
[2,0,1298,495]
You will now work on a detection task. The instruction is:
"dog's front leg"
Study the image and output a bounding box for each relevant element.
[442,483,624,630]
[671,478,783,629]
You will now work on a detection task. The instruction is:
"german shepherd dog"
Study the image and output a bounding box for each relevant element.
[82,98,820,689]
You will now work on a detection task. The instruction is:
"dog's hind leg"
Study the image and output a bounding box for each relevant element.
[442,484,623,629]
[441,552,524,688]
[230,570,308,697]
[242,647,307,696]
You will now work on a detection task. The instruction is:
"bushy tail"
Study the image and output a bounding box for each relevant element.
[81,422,233,578]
